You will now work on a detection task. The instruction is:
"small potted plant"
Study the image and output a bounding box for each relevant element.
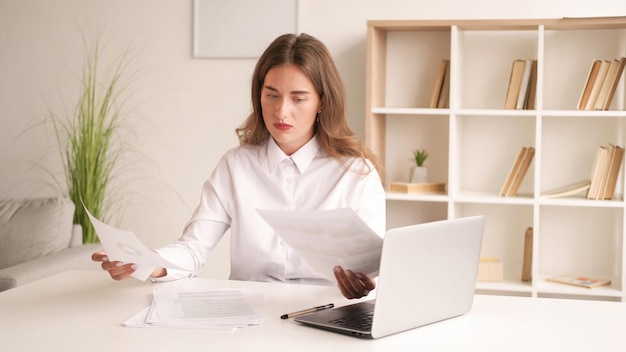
[409,148,429,183]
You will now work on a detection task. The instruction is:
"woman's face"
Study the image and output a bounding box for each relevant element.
[261,64,321,155]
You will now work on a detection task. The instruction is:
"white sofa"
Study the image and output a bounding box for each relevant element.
[0,197,101,291]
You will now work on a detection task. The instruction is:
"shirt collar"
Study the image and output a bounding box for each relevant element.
[266,136,320,174]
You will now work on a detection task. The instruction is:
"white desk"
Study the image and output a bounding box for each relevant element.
[1,270,624,351]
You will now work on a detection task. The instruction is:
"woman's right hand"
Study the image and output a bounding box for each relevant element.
[91,250,137,281]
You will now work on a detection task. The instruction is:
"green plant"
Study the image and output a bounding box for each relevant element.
[48,33,137,244]
[413,148,428,167]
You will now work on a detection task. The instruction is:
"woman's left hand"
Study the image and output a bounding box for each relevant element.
[333,265,376,299]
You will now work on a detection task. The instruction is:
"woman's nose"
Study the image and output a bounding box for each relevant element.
[275,98,289,118]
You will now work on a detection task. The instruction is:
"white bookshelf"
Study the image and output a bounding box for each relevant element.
[366,17,626,302]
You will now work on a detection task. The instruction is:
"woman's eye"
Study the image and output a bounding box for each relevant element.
[267,94,278,99]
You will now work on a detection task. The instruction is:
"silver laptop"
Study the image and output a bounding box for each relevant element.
[295,215,485,339]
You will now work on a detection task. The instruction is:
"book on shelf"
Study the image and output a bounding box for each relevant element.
[507,147,535,196]
[516,59,533,109]
[429,59,450,108]
[587,145,610,199]
[598,144,624,200]
[504,59,526,109]
[577,59,602,110]
[500,146,535,197]
[578,57,626,110]
[587,144,624,200]
[584,60,611,110]
[525,59,538,110]
[389,182,446,194]
[504,59,536,110]
[546,275,611,289]
[437,60,451,108]
[597,144,615,198]
[594,58,621,110]
[521,227,533,282]
[602,56,626,110]
[542,179,591,198]
[499,147,527,196]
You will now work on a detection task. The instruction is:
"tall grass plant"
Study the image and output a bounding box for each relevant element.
[49,33,137,243]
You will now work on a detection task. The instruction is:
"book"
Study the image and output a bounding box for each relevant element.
[578,59,602,110]
[581,143,625,200]
[587,145,610,199]
[389,182,446,194]
[430,59,450,108]
[504,59,526,109]
[499,147,528,196]
[505,146,535,197]
[542,179,591,198]
[584,60,611,110]
[516,59,533,110]
[597,144,616,199]
[600,144,624,200]
[546,275,611,288]
[437,60,451,108]
[521,227,533,282]
[602,56,626,110]
[525,59,538,110]
[594,59,621,110]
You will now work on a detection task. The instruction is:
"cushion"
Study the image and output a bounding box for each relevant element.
[0,197,75,269]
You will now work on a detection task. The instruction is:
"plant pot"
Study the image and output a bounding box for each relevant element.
[409,165,428,183]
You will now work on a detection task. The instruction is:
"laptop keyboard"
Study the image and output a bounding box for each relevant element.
[329,311,374,330]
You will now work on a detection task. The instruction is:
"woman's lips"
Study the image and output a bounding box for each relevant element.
[274,122,292,131]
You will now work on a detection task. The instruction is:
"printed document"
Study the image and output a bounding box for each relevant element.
[123,287,263,330]
[257,208,383,281]
[83,204,184,281]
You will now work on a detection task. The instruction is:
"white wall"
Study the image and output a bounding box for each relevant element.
[1,0,624,278]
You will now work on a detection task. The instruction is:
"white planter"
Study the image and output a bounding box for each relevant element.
[409,165,428,183]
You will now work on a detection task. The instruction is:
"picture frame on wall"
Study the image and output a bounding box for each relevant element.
[193,0,298,59]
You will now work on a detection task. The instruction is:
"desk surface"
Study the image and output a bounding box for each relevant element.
[1,270,625,352]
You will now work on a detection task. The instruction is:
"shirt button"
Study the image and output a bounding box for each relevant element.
[286,178,293,184]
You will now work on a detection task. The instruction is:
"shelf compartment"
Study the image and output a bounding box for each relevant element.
[456,29,538,110]
[543,28,626,111]
[540,116,626,194]
[455,114,536,196]
[385,30,451,108]
[538,206,623,293]
[385,114,449,187]
[454,203,534,283]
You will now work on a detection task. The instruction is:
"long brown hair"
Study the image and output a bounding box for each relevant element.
[236,33,384,178]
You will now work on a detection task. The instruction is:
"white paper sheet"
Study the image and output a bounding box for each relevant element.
[83,204,184,281]
[257,208,383,281]
[122,288,263,331]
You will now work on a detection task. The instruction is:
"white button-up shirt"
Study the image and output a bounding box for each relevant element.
[155,136,386,284]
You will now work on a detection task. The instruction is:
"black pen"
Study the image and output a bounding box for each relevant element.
[280,303,334,319]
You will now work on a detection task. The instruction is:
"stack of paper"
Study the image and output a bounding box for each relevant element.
[123,288,263,331]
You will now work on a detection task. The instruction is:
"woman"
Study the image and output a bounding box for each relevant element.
[92,33,385,299]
